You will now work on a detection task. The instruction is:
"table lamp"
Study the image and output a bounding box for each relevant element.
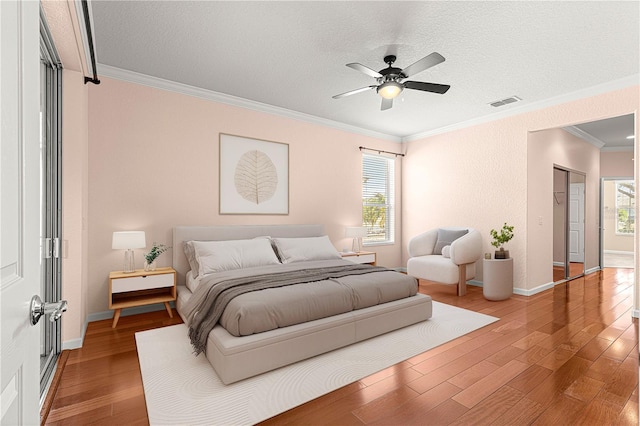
[112,231,146,273]
[345,226,368,253]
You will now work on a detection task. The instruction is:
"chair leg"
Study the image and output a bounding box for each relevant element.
[458,264,467,296]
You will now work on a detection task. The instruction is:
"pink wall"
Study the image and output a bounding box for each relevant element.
[403,85,639,296]
[601,151,634,177]
[61,70,89,346]
[403,114,529,291]
[528,128,600,289]
[86,77,403,314]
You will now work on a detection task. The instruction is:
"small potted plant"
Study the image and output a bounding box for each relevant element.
[490,223,514,259]
[144,242,170,271]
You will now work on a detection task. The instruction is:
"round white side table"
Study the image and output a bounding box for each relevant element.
[483,258,513,301]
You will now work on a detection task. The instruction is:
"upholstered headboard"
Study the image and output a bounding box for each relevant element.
[172,224,325,286]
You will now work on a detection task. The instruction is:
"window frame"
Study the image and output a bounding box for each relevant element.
[615,180,635,236]
[361,153,395,246]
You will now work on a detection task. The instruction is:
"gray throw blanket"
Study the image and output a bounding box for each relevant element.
[188,263,389,354]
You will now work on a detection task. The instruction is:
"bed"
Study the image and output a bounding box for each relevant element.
[173,225,432,384]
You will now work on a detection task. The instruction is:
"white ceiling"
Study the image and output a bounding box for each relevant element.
[90,1,639,141]
[571,114,635,151]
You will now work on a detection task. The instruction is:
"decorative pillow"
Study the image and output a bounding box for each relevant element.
[192,238,280,276]
[434,229,468,255]
[184,241,200,279]
[441,245,451,258]
[271,236,341,264]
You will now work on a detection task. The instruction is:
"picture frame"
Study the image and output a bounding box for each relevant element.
[219,133,289,215]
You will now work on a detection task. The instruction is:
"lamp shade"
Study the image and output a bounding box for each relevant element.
[377,81,403,99]
[345,226,368,238]
[112,231,146,249]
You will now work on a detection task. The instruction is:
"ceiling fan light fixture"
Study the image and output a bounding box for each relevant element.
[377,81,403,99]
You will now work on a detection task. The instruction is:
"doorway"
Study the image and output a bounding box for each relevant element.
[602,178,635,268]
[553,167,586,282]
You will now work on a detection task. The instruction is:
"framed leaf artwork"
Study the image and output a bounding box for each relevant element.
[219,133,289,214]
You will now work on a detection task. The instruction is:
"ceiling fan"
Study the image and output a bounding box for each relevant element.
[332,52,450,111]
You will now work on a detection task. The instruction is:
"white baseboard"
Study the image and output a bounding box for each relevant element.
[513,281,555,296]
[63,302,176,350]
[585,266,601,275]
[469,280,553,296]
[553,261,565,267]
[62,319,88,350]
[469,279,551,297]
[467,280,483,288]
[604,250,634,255]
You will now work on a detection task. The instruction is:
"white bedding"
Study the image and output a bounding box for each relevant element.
[186,259,418,337]
[185,270,201,292]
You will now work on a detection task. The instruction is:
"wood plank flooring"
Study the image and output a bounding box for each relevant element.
[45,268,638,425]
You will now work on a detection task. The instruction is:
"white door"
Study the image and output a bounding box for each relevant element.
[569,182,585,263]
[1,1,42,424]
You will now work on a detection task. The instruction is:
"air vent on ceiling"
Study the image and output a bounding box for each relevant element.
[489,96,522,107]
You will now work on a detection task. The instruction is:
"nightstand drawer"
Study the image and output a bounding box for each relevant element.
[112,273,174,293]
[342,253,376,265]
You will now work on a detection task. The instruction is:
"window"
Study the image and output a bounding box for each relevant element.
[362,154,395,245]
[616,180,635,234]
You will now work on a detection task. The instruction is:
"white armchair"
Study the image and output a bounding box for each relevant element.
[407,227,483,296]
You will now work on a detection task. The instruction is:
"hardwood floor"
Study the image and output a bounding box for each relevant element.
[45,268,638,425]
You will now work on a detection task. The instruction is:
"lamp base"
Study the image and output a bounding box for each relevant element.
[123,249,136,273]
[351,238,361,253]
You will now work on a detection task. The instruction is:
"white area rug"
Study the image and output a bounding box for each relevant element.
[136,301,498,425]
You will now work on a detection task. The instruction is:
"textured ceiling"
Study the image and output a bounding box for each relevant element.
[90,1,639,139]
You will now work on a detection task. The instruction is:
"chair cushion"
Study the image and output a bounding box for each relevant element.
[407,255,476,285]
[434,229,468,255]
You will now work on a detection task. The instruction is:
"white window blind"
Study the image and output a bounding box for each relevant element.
[616,180,635,234]
[362,153,395,245]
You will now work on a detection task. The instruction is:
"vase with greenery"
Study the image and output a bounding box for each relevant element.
[144,243,170,271]
[490,223,514,259]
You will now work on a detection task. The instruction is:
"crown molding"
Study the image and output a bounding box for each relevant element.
[97,64,402,143]
[402,74,639,143]
[601,145,634,152]
[562,126,606,148]
[95,64,637,145]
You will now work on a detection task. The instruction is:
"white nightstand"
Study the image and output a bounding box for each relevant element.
[108,267,176,328]
[340,251,376,266]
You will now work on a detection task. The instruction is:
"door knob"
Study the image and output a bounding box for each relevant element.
[30,295,68,325]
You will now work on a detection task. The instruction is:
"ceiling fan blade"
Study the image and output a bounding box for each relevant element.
[404,81,451,94]
[346,63,383,78]
[381,97,393,111]
[332,85,377,99]
[401,52,445,78]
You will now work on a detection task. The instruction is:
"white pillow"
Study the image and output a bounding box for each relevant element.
[271,236,341,264]
[442,245,451,258]
[192,238,280,276]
